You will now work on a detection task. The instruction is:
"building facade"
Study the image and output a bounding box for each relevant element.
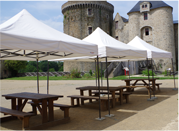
[62,0,178,72]
[62,1,114,72]
[114,1,178,71]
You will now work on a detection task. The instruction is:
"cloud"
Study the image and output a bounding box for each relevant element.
[24,1,66,11]
[40,19,63,32]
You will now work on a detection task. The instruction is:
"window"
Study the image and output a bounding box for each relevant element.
[106,15,109,19]
[115,36,118,40]
[88,8,92,15]
[145,28,149,35]
[144,13,148,20]
[145,4,147,8]
[115,21,118,29]
[142,5,144,8]
[88,27,92,35]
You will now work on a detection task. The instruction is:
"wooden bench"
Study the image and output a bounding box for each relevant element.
[0,107,35,130]
[91,91,132,103]
[131,83,162,90]
[28,102,71,118]
[67,95,113,111]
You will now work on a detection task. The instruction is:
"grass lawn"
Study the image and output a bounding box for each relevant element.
[4,75,178,80]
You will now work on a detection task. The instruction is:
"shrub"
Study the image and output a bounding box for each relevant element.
[49,68,55,72]
[142,69,155,76]
[162,70,168,76]
[94,68,104,77]
[70,68,81,78]
[89,69,93,76]
[83,73,92,78]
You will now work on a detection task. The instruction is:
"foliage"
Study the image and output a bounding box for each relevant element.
[70,68,81,78]
[4,60,27,76]
[142,69,155,76]
[17,61,63,73]
[162,70,168,76]
[94,68,104,77]
[49,68,55,72]
[89,69,93,76]
[83,73,92,78]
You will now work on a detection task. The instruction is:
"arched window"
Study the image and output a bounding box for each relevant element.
[115,36,118,40]
[145,28,149,35]
[142,5,144,8]
[145,4,147,8]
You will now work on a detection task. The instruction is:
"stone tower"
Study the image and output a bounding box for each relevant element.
[62,1,114,72]
[62,1,114,39]
[114,1,177,71]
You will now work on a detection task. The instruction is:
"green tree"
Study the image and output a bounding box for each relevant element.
[4,60,27,76]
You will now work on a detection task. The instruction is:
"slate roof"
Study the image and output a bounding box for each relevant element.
[128,1,172,14]
[121,16,128,23]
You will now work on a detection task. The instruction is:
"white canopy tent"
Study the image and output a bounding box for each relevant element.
[0,9,98,61]
[127,36,172,59]
[50,27,147,62]
[0,9,98,94]
[49,27,148,119]
[127,36,176,91]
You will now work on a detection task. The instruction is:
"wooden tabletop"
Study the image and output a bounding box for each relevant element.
[76,86,125,91]
[2,92,63,101]
[122,78,159,81]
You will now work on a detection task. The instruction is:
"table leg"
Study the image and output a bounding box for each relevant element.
[41,100,48,123]
[80,90,84,105]
[11,98,16,110]
[152,80,156,91]
[18,99,22,110]
[48,99,54,122]
[126,81,131,92]
[88,90,92,103]
[120,89,123,105]
[111,91,116,107]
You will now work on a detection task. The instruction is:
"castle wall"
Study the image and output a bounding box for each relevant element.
[113,13,129,43]
[64,61,107,72]
[62,1,114,72]
[62,1,114,39]
[151,7,176,71]
[126,7,176,71]
[174,23,178,70]
[128,12,140,41]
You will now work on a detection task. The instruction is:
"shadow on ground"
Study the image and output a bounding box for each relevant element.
[0,87,178,130]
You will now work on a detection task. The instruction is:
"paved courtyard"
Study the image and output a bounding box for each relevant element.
[0,79,178,130]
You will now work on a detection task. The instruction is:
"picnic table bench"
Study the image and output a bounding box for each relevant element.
[91,91,132,103]
[67,95,113,111]
[28,101,71,118]
[130,83,162,91]
[0,107,35,129]
[1,92,69,130]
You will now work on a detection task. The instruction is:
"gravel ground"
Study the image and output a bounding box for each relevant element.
[0,79,178,130]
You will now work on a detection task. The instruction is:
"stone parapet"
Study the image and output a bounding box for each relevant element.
[62,1,114,14]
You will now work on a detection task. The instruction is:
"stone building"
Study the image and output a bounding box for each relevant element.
[62,1,114,72]
[62,0,178,73]
[114,1,178,71]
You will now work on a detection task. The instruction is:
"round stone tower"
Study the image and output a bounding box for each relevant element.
[127,1,176,71]
[62,1,114,39]
[62,1,114,72]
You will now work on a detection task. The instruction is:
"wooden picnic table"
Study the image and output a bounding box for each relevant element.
[122,78,159,92]
[76,86,127,107]
[1,92,67,130]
